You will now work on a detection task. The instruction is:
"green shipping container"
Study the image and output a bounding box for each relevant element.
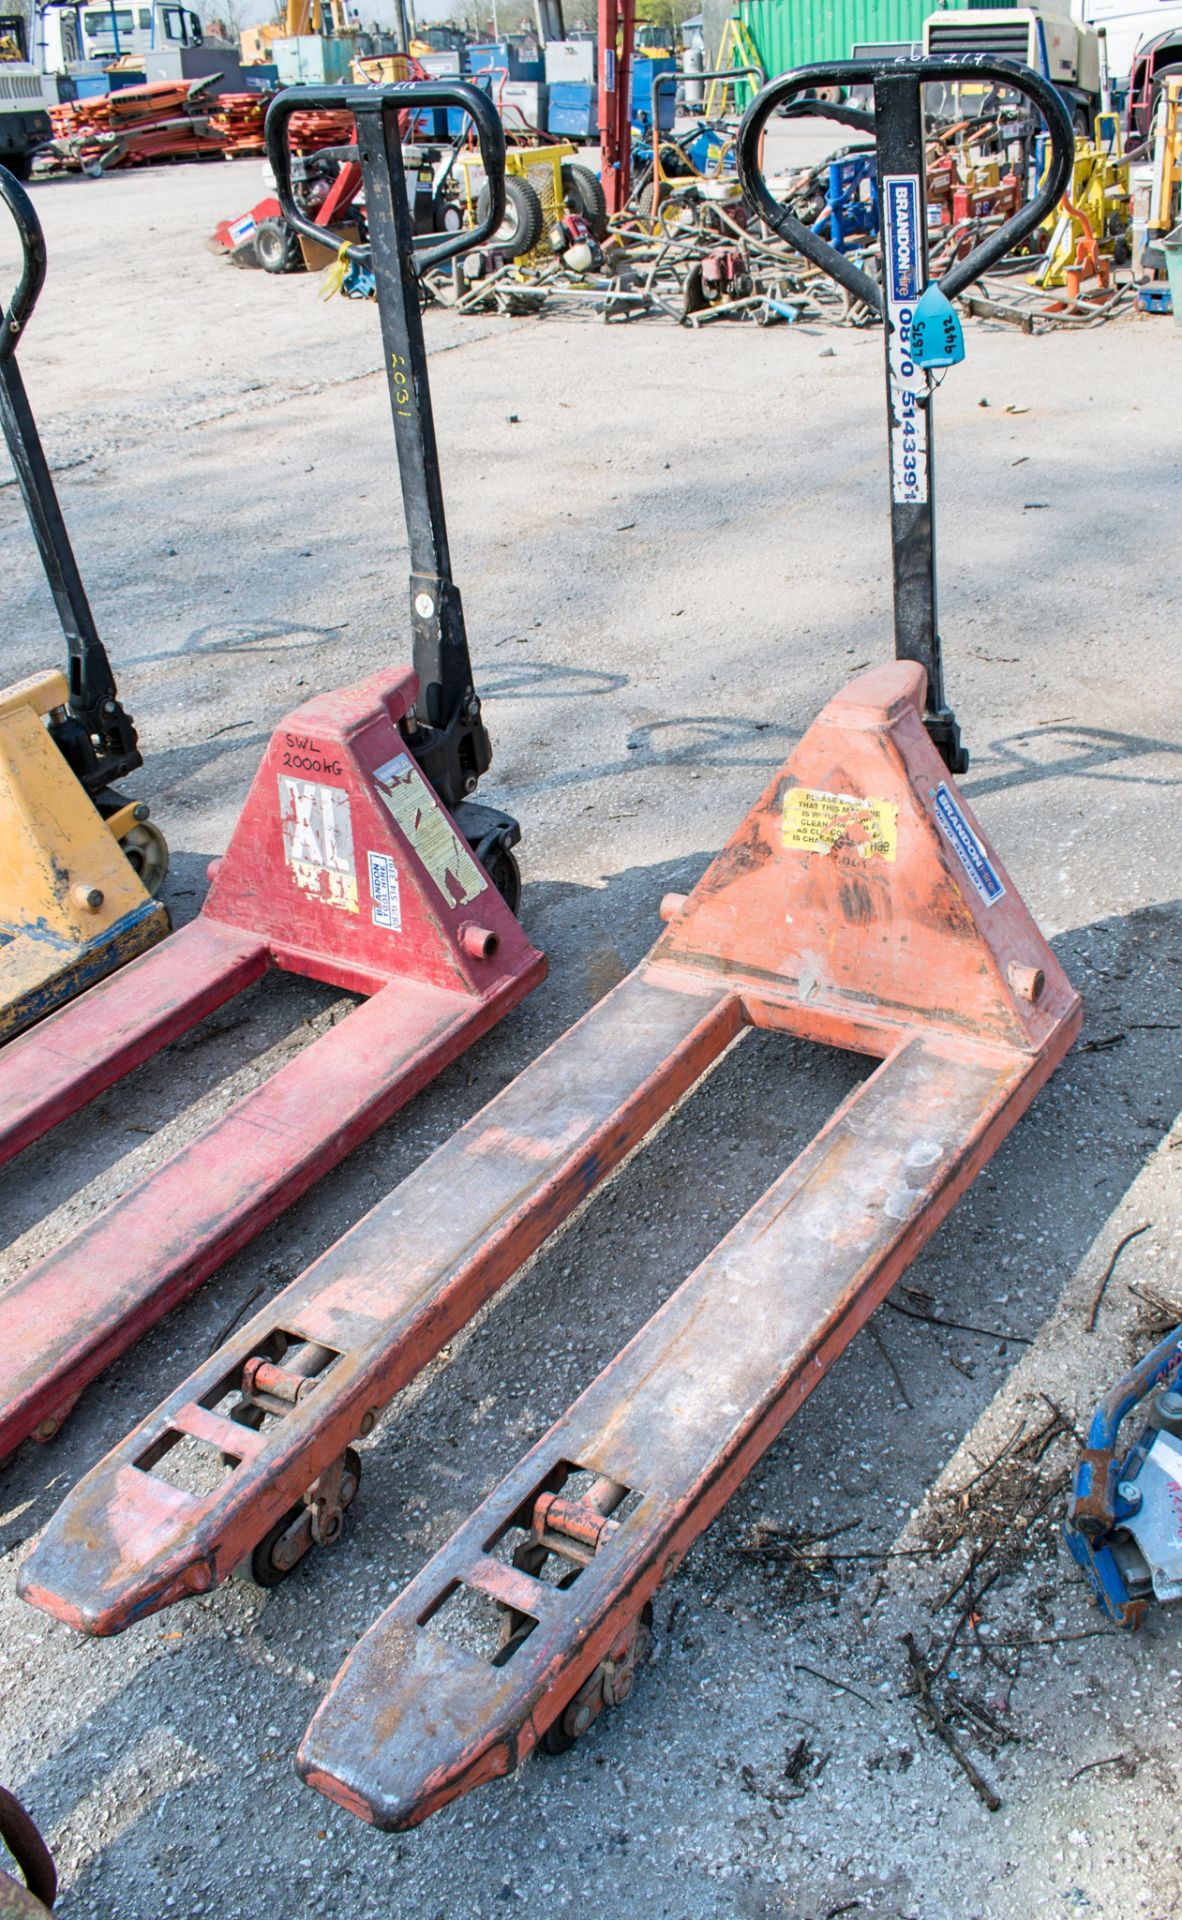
[737,0,971,73]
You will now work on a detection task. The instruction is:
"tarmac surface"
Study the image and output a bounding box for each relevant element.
[0,132,1180,1920]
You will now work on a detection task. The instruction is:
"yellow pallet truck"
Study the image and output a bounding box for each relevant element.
[0,167,168,1041]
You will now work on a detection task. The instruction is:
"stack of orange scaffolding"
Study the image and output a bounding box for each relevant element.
[209,91,274,157]
[287,109,357,155]
[47,78,226,170]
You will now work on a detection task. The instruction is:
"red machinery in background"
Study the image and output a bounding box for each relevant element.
[598,0,634,215]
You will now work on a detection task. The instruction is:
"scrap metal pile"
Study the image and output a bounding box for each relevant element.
[405,105,1138,333]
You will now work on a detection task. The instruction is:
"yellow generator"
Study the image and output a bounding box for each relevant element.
[0,163,168,1040]
[458,142,608,260]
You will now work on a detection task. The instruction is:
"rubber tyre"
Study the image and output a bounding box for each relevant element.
[477,175,544,258]
[1,153,33,184]
[630,161,655,207]
[561,161,608,239]
[682,262,710,317]
[484,846,521,915]
[254,217,303,275]
[432,193,464,235]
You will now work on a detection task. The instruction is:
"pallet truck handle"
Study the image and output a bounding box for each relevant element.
[650,63,872,138]
[0,167,46,364]
[265,82,507,275]
[265,81,516,828]
[0,166,142,791]
[736,56,1075,314]
[651,64,764,106]
[0,1786,56,1912]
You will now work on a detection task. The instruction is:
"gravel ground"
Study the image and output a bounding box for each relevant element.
[0,137,1180,1920]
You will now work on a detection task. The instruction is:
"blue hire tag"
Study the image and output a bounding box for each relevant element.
[909,284,965,370]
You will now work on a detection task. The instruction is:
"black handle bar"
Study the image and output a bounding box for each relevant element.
[651,65,763,102]
[737,57,1075,314]
[649,62,872,136]
[0,166,46,364]
[264,82,506,275]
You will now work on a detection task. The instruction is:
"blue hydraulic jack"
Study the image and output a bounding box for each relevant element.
[1066,1326,1182,1627]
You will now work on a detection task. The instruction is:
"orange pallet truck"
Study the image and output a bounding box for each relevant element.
[22,58,1079,1829]
[0,85,544,1462]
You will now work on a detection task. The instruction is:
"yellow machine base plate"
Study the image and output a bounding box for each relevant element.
[0,898,169,1041]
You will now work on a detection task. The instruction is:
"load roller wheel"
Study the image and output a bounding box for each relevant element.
[485,846,521,915]
[248,1447,362,1590]
[118,819,169,897]
[540,1602,654,1755]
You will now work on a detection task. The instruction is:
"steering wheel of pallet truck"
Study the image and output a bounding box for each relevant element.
[0,166,46,365]
[736,56,1075,314]
[265,82,507,276]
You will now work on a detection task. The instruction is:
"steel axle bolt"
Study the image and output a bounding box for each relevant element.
[460,924,498,961]
[72,884,104,913]
[1007,962,1045,1004]
[1117,1480,1142,1508]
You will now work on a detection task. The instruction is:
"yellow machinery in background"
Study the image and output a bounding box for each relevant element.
[351,51,420,84]
[242,0,355,64]
[1031,112,1130,289]
[1147,76,1182,248]
[0,158,167,1040]
[458,142,608,262]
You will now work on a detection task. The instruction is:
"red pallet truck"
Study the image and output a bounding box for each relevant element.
[22,58,1079,1829]
[0,84,544,1462]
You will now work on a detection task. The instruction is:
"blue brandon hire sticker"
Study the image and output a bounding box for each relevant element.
[886,177,921,304]
[934,785,1006,906]
[367,849,402,931]
[882,174,929,508]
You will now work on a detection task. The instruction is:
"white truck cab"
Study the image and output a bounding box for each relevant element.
[37,1,203,73]
[0,14,53,179]
[923,2,1102,127]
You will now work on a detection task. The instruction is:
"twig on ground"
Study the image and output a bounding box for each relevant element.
[885,1300,1032,1345]
[868,1319,913,1409]
[1085,1222,1152,1332]
[932,1569,1000,1680]
[903,1634,1001,1812]
[207,1281,264,1355]
[987,1628,1111,1650]
[794,1662,878,1710]
[953,1417,1028,1500]
[1067,1752,1130,1782]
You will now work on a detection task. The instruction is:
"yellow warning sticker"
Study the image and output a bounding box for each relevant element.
[372,753,488,908]
[782,787,898,862]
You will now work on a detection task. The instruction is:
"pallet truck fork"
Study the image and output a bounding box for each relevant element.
[20,58,1079,1828]
[0,168,169,1041]
[0,85,543,1462]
